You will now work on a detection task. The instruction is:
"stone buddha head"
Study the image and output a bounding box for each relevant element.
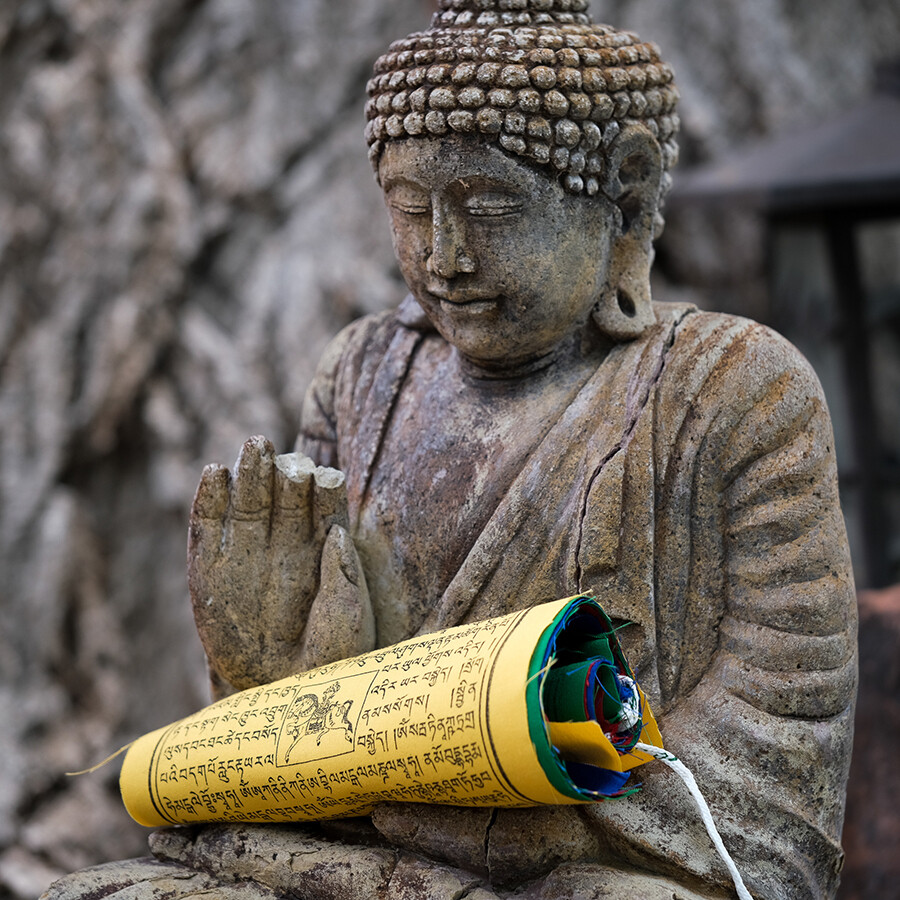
[365,0,679,364]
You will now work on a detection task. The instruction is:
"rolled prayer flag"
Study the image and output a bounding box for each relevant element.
[120,595,663,827]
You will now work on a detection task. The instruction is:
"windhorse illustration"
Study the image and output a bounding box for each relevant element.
[284,682,354,762]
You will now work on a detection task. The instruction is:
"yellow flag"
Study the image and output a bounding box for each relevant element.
[120,596,662,826]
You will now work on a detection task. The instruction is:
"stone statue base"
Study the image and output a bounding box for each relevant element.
[42,823,719,900]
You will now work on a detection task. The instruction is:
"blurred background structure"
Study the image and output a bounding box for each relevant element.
[0,1,898,898]
[673,59,900,591]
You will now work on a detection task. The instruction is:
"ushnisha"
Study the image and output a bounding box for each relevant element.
[365,2,679,203]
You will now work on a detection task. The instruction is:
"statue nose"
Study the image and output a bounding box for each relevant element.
[427,204,476,278]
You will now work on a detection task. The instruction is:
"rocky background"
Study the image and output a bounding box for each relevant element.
[0,1,898,898]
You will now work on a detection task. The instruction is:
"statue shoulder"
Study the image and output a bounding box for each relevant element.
[655,303,826,406]
[296,302,421,462]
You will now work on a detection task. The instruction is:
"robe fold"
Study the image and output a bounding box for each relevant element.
[298,299,857,900]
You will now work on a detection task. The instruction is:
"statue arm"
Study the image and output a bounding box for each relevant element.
[687,338,855,898]
[294,317,354,468]
[589,321,857,899]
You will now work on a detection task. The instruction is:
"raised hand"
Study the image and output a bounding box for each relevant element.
[188,436,374,698]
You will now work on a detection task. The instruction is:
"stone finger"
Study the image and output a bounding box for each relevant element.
[296,524,374,670]
[188,463,230,564]
[230,435,276,520]
[188,465,231,647]
[269,453,320,641]
[312,465,349,533]
[274,452,315,519]
[225,436,276,562]
[371,803,493,877]
[326,521,364,588]
[39,858,224,900]
[268,457,319,638]
[191,463,231,520]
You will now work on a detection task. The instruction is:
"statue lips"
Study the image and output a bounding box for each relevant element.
[426,287,502,316]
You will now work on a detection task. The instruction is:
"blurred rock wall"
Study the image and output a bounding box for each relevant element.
[0,2,427,895]
[0,1,896,898]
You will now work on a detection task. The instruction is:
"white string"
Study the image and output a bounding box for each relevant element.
[65,741,134,776]
[634,742,754,900]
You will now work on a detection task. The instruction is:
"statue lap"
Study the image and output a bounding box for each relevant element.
[42,822,719,900]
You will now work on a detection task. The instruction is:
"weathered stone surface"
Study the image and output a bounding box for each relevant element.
[370,804,608,889]
[42,856,283,900]
[152,825,399,900]
[371,805,495,880]
[149,825,493,900]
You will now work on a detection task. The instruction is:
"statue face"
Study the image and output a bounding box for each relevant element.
[380,136,617,371]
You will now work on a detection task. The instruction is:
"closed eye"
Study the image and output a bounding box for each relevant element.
[464,192,524,218]
[390,202,430,216]
[386,183,430,217]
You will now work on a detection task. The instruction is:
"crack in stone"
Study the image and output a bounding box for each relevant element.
[574,310,689,592]
[482,808,499,886]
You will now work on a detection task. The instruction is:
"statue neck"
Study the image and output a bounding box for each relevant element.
[453,327,609,384]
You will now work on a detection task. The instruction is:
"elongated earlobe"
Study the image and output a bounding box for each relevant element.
[592,125,663,341]
[591,279,656,340]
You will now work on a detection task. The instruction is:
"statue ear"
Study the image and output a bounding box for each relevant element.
[592,124,663,341]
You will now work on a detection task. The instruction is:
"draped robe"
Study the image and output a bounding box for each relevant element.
[43,299,857,900]
[297,298,858,900]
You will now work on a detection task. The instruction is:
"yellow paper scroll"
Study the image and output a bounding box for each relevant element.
[121,597,662,827]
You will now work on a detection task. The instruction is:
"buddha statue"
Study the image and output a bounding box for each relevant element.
[44,2,857,898]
